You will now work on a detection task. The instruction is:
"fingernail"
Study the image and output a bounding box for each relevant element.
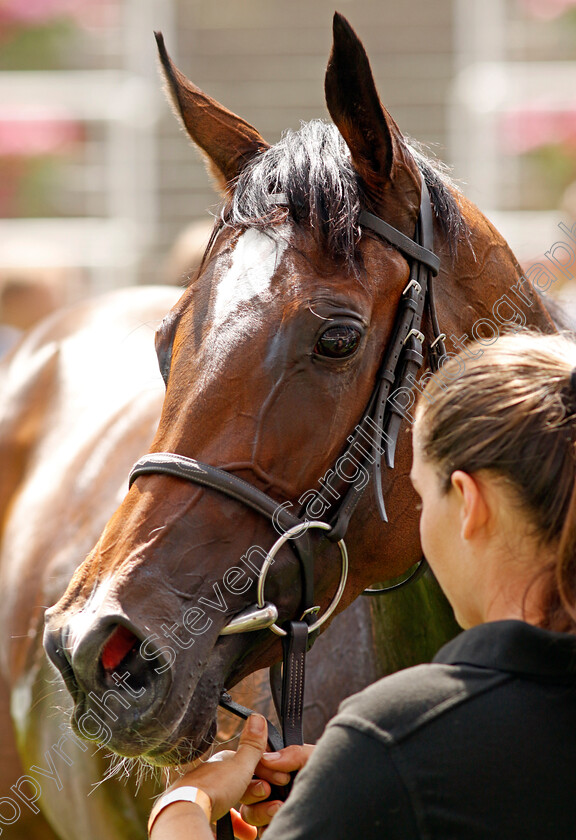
[262,751,281,761]
[247,714,266,734]
[252,780,267,795]
[266,802,282,817]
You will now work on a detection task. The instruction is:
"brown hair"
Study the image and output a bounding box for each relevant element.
[416,331,576,634]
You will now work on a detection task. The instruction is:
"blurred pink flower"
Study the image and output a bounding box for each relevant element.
[0,0,116,29]
[0,112,82,156]
[500,105,576,153]
[518,0,576,19]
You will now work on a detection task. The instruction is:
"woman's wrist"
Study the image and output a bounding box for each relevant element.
[148,785,213,835]
[149,802,213,840]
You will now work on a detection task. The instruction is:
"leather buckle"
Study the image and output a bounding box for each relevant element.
[430,332,447,348]
[402,279,422,296]
[300,605,320,623]
[403,328,425,346]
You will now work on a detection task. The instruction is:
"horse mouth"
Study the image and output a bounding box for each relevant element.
[45,614,249,765]
[139,718,219,766]
[68,680,220,764]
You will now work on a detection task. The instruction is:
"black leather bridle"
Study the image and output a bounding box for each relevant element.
[129,176,444,619]
[128,175,445,835]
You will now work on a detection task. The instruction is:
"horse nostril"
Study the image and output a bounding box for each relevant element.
[101,625,140,673]
[96,622,171,701]
[46,615,173,737]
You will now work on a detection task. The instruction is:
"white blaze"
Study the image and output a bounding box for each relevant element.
[212,229,287,326]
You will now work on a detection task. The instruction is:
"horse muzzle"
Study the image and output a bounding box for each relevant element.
[43,610,176,754]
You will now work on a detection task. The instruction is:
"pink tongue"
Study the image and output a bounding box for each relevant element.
[101,625,138,672]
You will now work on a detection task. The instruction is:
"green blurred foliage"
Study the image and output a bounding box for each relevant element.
[0,19,77,71]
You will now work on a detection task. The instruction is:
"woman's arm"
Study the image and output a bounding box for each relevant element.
[150,801,213,840]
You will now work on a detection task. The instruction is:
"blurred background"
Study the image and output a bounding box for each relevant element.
[1,0,576,347]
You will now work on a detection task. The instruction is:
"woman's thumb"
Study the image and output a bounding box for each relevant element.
[236,714,268,761]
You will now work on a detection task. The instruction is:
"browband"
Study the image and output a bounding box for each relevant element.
[267,192,439,276]
[358,209,440,275]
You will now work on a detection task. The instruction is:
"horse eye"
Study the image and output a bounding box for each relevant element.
[314,325,362,359]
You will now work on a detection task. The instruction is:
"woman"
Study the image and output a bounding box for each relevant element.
[148,332,576,839]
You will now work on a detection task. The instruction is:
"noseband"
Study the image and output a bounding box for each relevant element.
[128,178,444,830]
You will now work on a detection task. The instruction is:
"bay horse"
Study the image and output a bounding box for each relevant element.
[1,285,432,840]
[0,12,556,840]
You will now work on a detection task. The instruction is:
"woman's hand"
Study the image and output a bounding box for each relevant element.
[154,713,269,830]
[149,719,315,839]
[239,743,316,828]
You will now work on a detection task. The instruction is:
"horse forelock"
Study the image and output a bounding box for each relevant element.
[227,121,467,256]
[228,120,361,267]
[191,121,469,290]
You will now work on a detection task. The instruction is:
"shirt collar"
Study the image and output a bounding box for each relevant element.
[433,620,576,680]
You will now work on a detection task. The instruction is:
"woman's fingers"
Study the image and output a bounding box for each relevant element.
[151,722,310,830]
[254,743,315,780]
[236,743,316,828]
[241,778,271,805]
[245,767,292,787]
[234,713,270,763]
[241,799,283,828]
[165,714,269,821]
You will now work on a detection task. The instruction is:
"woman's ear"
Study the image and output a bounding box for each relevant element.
[450,470,490,541]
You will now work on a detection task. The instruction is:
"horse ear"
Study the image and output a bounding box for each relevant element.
[324,13,421,235]
[155,32,269,194]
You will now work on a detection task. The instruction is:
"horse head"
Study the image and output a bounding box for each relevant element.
[43,14,552,764]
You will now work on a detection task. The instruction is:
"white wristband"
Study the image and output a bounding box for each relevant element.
[148,785,212,834]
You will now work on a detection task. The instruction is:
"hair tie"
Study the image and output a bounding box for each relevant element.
[571,368,576,393]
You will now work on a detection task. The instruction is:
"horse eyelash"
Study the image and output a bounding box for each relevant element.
[307,302,334,321]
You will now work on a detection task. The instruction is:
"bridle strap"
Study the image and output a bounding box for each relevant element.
[362,555,428,596]
[326,178,437,538]
[129,453,319,626]
[279,620,309,746]
[219,692,284,751]
[129,453,306,532]
[216,621,308,840]
[358,208,440,275]
[269,192,439,277]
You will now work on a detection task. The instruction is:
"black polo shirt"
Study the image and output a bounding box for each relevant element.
[265,620,576,839]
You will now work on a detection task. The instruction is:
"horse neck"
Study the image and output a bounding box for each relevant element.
[440,196,556,337]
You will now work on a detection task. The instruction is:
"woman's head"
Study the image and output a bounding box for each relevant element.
[414,331,576,633]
